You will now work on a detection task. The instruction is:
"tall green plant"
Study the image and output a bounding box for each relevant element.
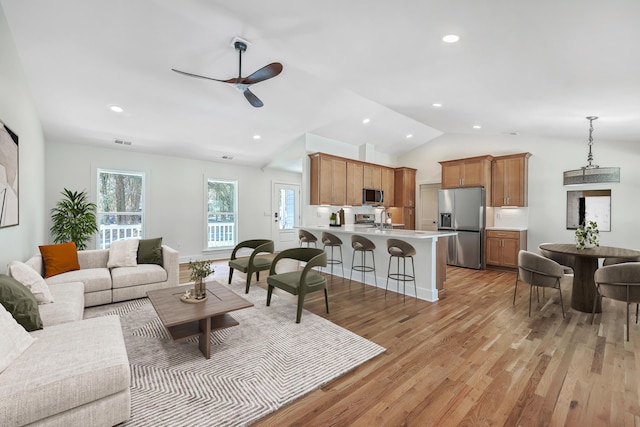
[50,188,99,250]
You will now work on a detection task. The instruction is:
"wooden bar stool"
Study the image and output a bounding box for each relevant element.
[321,231,344,280]
[349,234,377,289]
[385,238,417,300]
[298,229,318,247]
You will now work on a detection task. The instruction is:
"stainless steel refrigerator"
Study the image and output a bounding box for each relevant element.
[438,187,485,269]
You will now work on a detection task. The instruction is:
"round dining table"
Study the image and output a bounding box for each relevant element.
[538,244,640,313]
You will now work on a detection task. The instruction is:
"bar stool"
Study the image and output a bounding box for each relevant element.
[298,229,318,247]
[321,231,344,280]
[385,238,417,301]
[349,235,377,289]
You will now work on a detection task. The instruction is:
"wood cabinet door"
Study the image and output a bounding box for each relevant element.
[462,160,484,187]
[319,157,333,205]
[504,157,525,206]
[486,237,502,266]
[441,164,462,188]
[363,165,382,189]
[405,169,416,207]
[381,168,394,207]
[491,159,507,206]
[501,238,520,268]
[332,159,347,205]
[346,162,364,206]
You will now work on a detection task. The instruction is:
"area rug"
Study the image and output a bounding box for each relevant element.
[84,281,385,426]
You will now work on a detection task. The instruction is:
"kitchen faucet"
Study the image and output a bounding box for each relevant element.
[378,207,387,230]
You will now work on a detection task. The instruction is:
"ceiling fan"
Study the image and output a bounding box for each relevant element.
[172,39,283,108]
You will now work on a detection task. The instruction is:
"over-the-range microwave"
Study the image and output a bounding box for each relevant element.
[362,188,384,205]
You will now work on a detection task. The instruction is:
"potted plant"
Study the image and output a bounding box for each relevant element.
[50,188,99,250]
[188,260,214,299]
[575,220,599,250]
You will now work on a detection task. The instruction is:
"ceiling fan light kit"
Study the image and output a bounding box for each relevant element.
[563,116,621,185]
[172,37,283,108]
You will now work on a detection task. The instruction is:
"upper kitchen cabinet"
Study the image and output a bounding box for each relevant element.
[491,153,531,207]
[381,167,394,207]
[346,161,364,206]
[439,155,493,192]
[363,164,382,189]
[309,153,347,205]
[394,167,417,229]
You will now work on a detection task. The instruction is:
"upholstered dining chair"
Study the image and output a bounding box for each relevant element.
[602,256,640,323]
[514,250,566,317]
[266,247,328,323]
[593,262,640,341]
[538,244,575,275]
[228,239,274,294]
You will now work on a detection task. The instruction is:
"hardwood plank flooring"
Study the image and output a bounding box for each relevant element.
[179,261,640,426]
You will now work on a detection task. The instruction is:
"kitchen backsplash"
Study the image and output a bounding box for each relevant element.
[305,205,388,226]
[493,207,529,229]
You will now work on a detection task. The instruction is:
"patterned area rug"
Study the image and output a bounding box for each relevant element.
[84,281,385,426]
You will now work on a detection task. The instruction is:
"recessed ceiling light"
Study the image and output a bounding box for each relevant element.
[362,118,370,124]
[110,105,124,113]
[253,134,261,140]
[442,34,460,43]
[473,125,482,129]
[432,103,442,108]
[406,134,413,139]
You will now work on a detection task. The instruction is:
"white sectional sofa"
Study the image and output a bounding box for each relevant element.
[0,281,131,426]
[18,245,179,307]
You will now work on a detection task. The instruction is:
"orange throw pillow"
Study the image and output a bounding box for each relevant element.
[38,242,81,278]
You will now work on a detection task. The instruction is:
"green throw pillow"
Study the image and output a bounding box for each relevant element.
[0,274,43,331]
[137,237,163,265]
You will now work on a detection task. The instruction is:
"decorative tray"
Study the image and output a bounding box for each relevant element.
[180,293,208,304]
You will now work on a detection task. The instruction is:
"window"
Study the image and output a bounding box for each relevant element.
[207,179,237,249]
[97,169,144,249]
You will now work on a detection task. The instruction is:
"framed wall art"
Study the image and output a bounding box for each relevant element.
[0,120,19,228]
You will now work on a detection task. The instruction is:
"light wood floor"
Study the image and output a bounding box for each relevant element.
[179,261,640,426]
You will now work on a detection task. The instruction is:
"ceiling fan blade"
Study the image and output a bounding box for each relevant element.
[171,68,239,84]
[243,88,264,108]
[241,63,283,85]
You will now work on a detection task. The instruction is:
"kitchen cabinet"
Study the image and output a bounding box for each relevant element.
[363,164,382,189]
[485,229,527,269]
[439,156,493,193]
[381,167,394,207]
[491,152,531,207]
[309,153,346,205]
[346,161,364,206]
[393,167,417,229]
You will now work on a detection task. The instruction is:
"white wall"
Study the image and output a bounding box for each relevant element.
[45,141,301,262]
[397,133,640,251]
[0,6,46,272]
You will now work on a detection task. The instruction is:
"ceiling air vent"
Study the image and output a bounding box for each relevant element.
[114,139,132,146]
[222,155,234,160]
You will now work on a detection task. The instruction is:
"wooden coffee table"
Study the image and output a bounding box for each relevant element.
[147,281,253,359]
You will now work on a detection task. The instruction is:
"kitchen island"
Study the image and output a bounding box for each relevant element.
[303,225,457,302]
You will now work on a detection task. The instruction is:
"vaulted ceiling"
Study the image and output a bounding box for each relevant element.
[2,0,639,168]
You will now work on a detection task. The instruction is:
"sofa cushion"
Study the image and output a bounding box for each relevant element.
[0,304,35,373]
[111,264,168,289]
[0,315,130,426]
[38,282,85,327]
[45,268,112,294]
[137,237,163,265]
[7,261,54,304]
[39,242,81,278]
[0,274,43,331]
[107,239,139,268]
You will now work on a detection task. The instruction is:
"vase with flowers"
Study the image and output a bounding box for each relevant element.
[575,220,599,250]
[188,260,214,299]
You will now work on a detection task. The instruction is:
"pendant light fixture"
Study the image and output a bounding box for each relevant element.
[563,116,620,185]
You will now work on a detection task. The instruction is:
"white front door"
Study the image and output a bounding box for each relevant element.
[272,182,300,252]
[419,183,440,231]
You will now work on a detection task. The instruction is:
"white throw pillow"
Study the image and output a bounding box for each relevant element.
[7,261,55,304]
[0,303,36,373]
[107,239,140,268]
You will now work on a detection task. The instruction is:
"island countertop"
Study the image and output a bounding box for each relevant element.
[304,224,458,240]
[300,225,456,302]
